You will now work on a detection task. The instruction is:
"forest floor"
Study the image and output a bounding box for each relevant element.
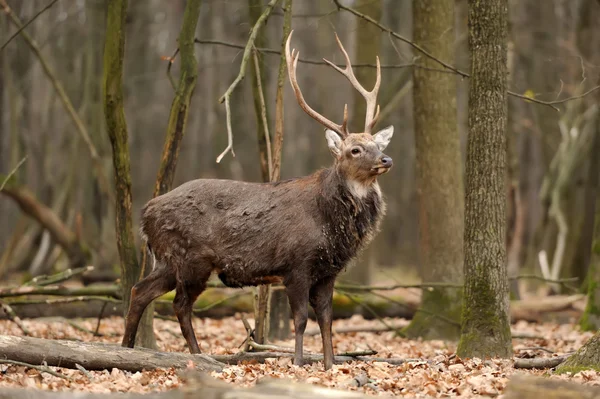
[0,314,597,397]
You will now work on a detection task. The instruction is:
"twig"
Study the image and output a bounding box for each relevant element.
[335,288,406,337]
[0,0,59,50]
[75,363,94,381]
[517,346,555,354]
[252,47,273,177]
[337,350,378,357]
[305,323,407,337]
[332,0,468,78]
[94,302,108,336]
[0,156,27,191]
[25,265,94,287]
[0,284,121,298]
[332,0,599,111]
[5,296,121,305]
[216,96,235,163]
[337,281,462,291]
[0,299,30,335]
[514,354,570,369]
[165,47,179,91]
[0,359,72,381]
[193,291,250,314]
[64,319,103,336]
[195,39,413,69]
[215,0,279,162]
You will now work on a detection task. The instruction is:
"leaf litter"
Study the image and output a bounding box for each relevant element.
[0,314,597,397]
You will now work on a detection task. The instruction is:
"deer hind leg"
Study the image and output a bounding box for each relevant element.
[122,265,176,349]
[173,261,212,354]
[309,276,336,370]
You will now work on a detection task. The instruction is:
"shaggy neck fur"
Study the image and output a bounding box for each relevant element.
[313,168,384,276]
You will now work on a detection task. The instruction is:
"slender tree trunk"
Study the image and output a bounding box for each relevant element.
[103,0,151,347]
[136,0,202,351]
[342,0,382,286]
[247,0,276,344]
[457,0,512,359]
[402,0,464,341]
[268,0,293,342]
[579,74,600,331]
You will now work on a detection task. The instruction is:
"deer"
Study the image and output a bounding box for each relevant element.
[121,31,394,371]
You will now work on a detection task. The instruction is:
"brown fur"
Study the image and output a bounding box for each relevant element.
[121,130,393,370]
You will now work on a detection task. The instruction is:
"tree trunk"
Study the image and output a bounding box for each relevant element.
[267,0,293,342]
[556,328,600,373]
[135,0,202,350]
[579,75,600,331]
[402,0,464,341]
[247,0,275,344]
[342,0,382,286]
[457,0,512,358]
[103,0,149,347]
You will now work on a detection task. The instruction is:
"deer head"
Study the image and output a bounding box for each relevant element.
[285,31,394,190]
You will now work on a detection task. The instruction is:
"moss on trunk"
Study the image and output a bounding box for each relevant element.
[103,0,153,348]
[557,329,600,374]
[457,0,512,358]
[402,0,463,341]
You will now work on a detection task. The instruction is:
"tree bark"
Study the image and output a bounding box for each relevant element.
[103,0,150,348]
[247,0,276,344]
[0,335,223,373]
[402,0,463,341]
[556,328,600,373]
[267,0,293,342]
[579,65,600,331]
[457,0,512,358]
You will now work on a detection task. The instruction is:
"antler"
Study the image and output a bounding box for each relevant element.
[286,31,349,138]
[323,33,381,134]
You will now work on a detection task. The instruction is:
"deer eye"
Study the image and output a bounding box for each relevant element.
[351,148,362,155]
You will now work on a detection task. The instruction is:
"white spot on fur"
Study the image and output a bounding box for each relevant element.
[347,180,370,199]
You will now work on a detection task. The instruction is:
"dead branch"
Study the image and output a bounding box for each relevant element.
[305,323,407,337]
[0,1,112,201]
[216,0,279,163]
[0,359,71,381]
[513,354,570,369]
[0,156,26,191]
[333,0,600,111]
[0,0,59,50]
[0,183,89,268]
[212,350,419,366]
[0,284,120,299]
[0,300,29,335]
[25,265,94,287]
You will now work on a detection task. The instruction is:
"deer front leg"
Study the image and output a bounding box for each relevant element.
[310,277,335,370]
[285,280,309,366]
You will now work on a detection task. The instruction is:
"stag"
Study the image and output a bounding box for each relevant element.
[121,31,394,370]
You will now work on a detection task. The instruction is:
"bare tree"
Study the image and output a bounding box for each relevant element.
[457,0,512,358]
[103,0,149,347]
[402,0,464,340]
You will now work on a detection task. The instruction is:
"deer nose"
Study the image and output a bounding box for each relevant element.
[381,156,393,168]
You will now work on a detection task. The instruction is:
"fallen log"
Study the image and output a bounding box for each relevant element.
[513,354,570,369]
[503,374,600,398]
[0,335,224,373]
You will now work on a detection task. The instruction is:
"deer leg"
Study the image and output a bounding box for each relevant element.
[173,263,211,354]
[285,280,309,366]
[122,267,176,348]
[309,277,335,370]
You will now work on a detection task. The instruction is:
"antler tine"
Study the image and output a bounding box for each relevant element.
[323,33,382,134]
[285,31,347,137]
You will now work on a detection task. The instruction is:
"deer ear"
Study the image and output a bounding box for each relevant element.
[372,125,394,151]
[325,129,343,157]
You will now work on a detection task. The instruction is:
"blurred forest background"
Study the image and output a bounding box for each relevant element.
[1,0,599,289]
